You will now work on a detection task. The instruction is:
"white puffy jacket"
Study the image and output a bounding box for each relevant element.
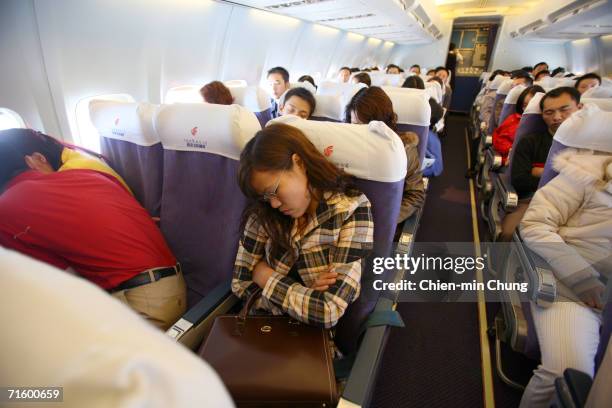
[520,149,612,302]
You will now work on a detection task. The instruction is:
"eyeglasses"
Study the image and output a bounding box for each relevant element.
[259,171,283,203]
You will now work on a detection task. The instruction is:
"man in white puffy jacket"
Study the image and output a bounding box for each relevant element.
[518,105,611,408]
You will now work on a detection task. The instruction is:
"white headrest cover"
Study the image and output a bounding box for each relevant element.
[555,78,577,88]
[155,104,260,160]
[583,86,612,99]
[488,75,506,91]
[582,98,612,112]
[317,81,367,98]
[497,79,513,96]
[224,79,248,88]
[230,86,271,112]
[535,76,556,89]
[385,74,404,87]
[480,72,491,82]
[291,81,317,95]
[89,101,160,146]
[268,115,406,182]
[165,86,202,104]
[425,81,443,103]
[504,84,527,104]
[553,104,612,153]
[385,90,431,126]
[312,94,343,120]
[523,92,545,115]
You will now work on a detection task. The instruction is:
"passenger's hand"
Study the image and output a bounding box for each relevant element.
[531,167,544,177]
[580,287,604,310]
[252,260,274,288]
[310,267,338,291]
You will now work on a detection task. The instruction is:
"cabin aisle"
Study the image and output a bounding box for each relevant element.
[371,114,486,408]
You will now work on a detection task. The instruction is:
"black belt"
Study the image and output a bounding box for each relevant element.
[110,264,181,293]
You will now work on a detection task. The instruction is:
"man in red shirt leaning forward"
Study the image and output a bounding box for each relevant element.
[0,128,186,330]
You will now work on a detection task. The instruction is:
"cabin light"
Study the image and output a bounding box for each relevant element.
[317,13,375,23]
[368,37,383,45]
[384,41,395,46]
[347,32,366,40]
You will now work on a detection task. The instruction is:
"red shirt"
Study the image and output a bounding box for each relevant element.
[492,113,521,165]
[0,170,176,289]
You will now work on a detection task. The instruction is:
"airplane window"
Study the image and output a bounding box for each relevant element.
[0,108,26,131]
[164,85,203,104]
[75,93,135,153]
[224,80,248,88]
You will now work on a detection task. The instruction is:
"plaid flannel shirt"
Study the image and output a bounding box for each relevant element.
[232,192,374,329]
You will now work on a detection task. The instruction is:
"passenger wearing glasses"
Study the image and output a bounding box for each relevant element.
[231,123,374,329]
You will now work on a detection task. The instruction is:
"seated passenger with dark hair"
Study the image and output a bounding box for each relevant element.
[0,129,186,330]
[511,70,533,88]
[267,66,291,118]
[298,75,317,89]
[500,87,583,241]
[338,66,351,83]
[280,87,316,119]
[345,87,425,223]
[533,61,549,76]
[352,72,371,87]
[232,124,374,329]
[200,80,234,105]
[534,70,551,82]
[426,69,436,79]
[492,85,545,165]
[386,64,401,75]
[409,64,421,75]
[521,66,533,74]
[551,66,565,77]
[402,75,444,129]
[575,72,602,95]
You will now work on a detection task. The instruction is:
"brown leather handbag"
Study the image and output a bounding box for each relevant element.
[198,288,338,407]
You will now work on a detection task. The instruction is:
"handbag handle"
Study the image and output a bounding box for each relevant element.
[234,288,263,336]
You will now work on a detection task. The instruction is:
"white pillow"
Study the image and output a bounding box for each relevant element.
[553,104,612,153]
[89,100,160,146]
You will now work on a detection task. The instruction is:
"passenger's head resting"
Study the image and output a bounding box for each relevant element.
[200,81,234,105]
[515,85,546,115]
[338,66,352,83]
[0,128,64,189]
[552,104,612,154]
[386,64,401,75]
[533,62,549,75]
[297,75,317,89]
[497,78,514,96]
[488,74,507,92]
[402,75,425,90]
[540,87,582,135]
[280,87,316,119]
[575,73,602,95]
[345,87,397,131]
[352,72,371,87]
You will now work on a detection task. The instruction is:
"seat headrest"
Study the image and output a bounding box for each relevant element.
[384,74,404,87]
[488,75,507,91]
[267,115,407,182]
[523,92,546,115]
[317,81,367,98]
[582,98,612,112]
[555,78,577,88]
[504,84,527,104]
[553,104,612,153]
[497,79,513,96]
[583,86,612,99]
[229,86,271,112]
[312,94,343,121]
[224,79,248,88]
[535,76,556,89]
[424,81,443,102]
[165,85,202,104]
[155,103,260,160]
[383,89,431,126]
[291,81,317,95]
[89,100,160,146]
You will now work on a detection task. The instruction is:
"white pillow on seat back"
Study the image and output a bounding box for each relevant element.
[229,86,271,112]
[553,104,612,153]
[154,103,260,160]
[497,78,513,96]
[504,84,527,105]
[382,89,431,126]
[523,92,546,115]
[89,100,160,146]
[312,94,344,121]
[267,115,407,183]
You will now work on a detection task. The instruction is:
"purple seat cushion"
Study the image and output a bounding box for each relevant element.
[160,151,246,306]
[255,109,272,128]
[100,138,163,217]
[499,103,516,126]
[538,140,567,188]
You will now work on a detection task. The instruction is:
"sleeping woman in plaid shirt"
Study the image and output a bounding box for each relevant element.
[232,123,374,329]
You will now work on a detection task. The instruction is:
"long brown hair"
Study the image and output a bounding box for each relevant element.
[344,87,398,133]
[238,123,360,257]
[200,81,234,105]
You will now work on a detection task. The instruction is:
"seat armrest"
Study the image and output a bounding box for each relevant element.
[554,369,593,408]
[166,281,233,341]
[495,174,518,210]
[513,232,557,307]
[339,297,397,408]
[396,206,424,256]
[485,147,503,170]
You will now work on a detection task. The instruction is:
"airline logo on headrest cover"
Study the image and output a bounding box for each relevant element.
[324,145,334,157]
[114,118,120,126]
[111,117,125,137]
[184,126,207,149]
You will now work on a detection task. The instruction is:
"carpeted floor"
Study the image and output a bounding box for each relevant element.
[370,114,529,408]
